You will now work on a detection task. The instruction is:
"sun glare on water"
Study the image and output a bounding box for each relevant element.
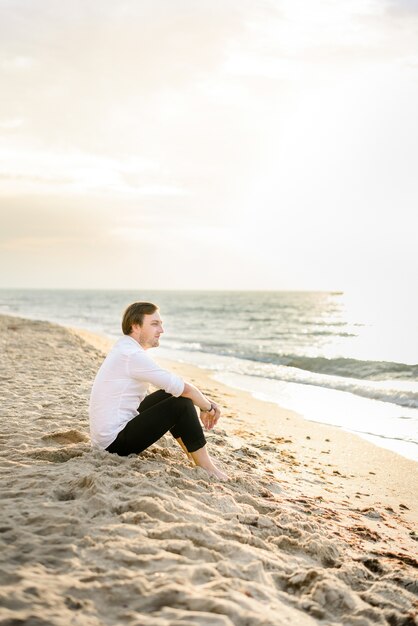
[338,289,418,365]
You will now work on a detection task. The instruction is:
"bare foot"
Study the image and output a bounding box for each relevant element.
[204,462,229,481]
[190,445,229,481]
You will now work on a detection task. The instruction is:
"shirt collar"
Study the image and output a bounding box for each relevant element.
[123,335,145,351]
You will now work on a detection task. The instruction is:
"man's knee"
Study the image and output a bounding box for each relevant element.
[174,396,195,411]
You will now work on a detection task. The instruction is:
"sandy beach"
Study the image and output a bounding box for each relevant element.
[1,313,417,626]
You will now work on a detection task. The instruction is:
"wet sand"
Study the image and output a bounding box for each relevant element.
[1,314,417,626]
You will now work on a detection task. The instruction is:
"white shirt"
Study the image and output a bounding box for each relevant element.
[89,335,184,449]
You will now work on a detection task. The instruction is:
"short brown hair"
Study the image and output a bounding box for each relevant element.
[122,302,158,335]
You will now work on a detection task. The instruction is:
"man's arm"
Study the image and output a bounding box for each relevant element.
[181,381,213,411]
[181,382,221,430]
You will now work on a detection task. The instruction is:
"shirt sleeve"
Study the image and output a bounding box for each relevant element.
[128,351,185,397]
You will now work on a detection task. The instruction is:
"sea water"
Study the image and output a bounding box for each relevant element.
[1,288,417,461]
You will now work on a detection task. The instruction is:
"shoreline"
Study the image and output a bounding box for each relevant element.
[1,313,418,626]
[4,310,417,463]
[56,322,418,465]
[210,370,418,463]
[74,325,418,526]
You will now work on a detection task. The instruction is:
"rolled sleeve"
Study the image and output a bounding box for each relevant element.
[129,352,184,397]
[164,372,185,397]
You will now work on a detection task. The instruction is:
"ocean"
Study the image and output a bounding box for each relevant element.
[1,288,417,462]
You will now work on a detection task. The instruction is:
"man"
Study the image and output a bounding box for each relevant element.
[89,301,228,480]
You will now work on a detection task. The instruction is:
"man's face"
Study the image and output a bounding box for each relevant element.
[134,311,164,350]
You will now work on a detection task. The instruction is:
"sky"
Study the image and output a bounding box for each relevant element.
[0,0,417,292]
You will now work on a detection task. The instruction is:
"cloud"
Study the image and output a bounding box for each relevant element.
[0,117,24,129]
[1,56,35,71]
[1,0,417,289]
[385,0,418,14]
[0,197,109,243]
[0,149,166,195]
[0,0,275,217]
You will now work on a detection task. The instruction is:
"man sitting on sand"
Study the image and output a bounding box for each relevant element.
[89,301,228,480]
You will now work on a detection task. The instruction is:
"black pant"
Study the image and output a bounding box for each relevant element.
[106,390,207,457]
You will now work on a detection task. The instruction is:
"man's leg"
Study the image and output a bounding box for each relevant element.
[190,446,228,481]
[137,389,170,411]
[137,397,228,479]
[138,391,196,462]
[107,395,228,479]
[108,395,206,456]
[174,435,195,464]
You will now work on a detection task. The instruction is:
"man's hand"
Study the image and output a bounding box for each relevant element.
[200,402,221,430]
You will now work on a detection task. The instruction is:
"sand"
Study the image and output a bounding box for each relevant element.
[0,314,417,626]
